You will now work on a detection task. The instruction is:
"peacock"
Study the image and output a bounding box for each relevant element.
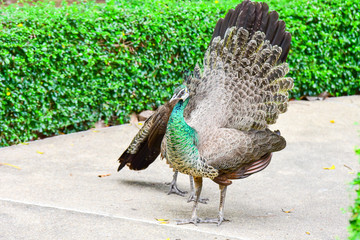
[119,0,293,225]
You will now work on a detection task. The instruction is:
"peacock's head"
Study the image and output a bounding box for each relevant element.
[170,85,189,102]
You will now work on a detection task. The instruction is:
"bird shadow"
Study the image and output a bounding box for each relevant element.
[117,179,170,193]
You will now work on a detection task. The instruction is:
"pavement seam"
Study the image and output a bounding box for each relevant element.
[1,198,247,240]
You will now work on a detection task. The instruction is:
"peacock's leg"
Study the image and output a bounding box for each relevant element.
[187,175,209,204]
[177,177,203,225]
[166,171,187,196]
[202,184,229,226]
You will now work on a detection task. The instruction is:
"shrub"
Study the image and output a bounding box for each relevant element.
[0,0,223,145]
[270,0,360,97]
[349,145,360,239]
[0,0,359,146]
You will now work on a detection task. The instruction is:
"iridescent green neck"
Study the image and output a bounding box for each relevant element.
[165,98,218,179]
[167,98,197,143]
[169,98,190,126]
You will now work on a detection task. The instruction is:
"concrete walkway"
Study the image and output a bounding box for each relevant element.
[1,96,360,240]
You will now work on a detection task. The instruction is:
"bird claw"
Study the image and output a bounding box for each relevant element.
[177,217,229,226]
[166,181,187,196]
[187,193,209,204]
[176,217,203,226]
[201,217,229,226]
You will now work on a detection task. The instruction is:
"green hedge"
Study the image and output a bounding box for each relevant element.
[272,0,360,98]
[0,0,359,146]
[349,145,360,239]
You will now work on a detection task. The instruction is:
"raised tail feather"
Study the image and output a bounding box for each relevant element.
[185,1,293,132]
[118,100,179,172]
[210,0,291,63]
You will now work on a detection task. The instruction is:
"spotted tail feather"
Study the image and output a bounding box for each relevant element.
[185,1,293,132]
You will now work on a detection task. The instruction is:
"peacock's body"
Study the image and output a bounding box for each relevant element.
[118,0,293,225]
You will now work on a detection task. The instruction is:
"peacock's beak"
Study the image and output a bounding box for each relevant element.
[181,88,189,101]
[170,87,189,102]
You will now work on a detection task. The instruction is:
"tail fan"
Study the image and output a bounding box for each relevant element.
[185,1,293,132]
[210,0,291,63]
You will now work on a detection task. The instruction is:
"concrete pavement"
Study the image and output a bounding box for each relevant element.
[1,96,360,240]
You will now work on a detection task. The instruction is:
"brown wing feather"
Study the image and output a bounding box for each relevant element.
[213,153,272,185]
[118,100,178,171]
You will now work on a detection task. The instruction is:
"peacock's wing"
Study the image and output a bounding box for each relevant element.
[185,0,293,134]
[198,127,286,183]
[118,100,178,171]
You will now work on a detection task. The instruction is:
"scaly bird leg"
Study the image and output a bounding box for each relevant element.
[166,171,187,196]
[202,184,229,226]
[187,175,209,204]
[177,177,203,225]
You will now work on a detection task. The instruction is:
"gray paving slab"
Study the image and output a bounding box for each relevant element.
[1,96,360,240]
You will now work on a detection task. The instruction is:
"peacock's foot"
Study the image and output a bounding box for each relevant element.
[177,217,229,226]
[201,217,230,226]
[166,181,187,196]
[176,217,203,226]
[187,192,209,204]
